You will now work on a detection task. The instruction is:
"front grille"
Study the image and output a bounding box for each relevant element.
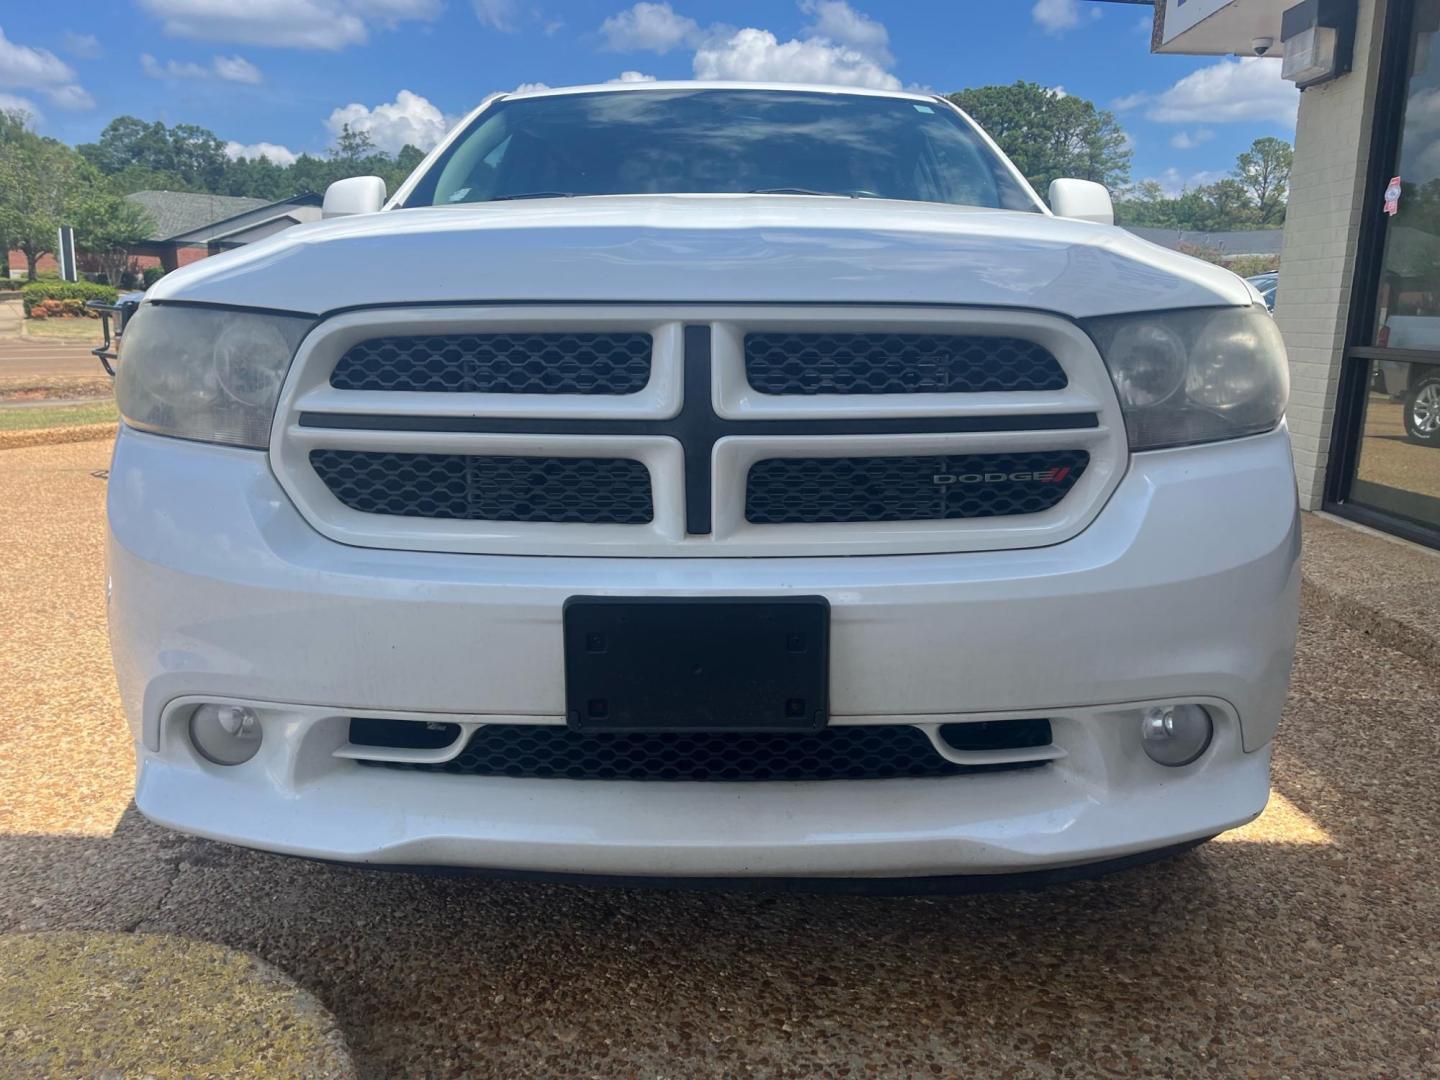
[311,450,654,524]
[744,332,1067,395]
[357,722,1049,782]
[746,451,1089,525]
[330,332,652,394]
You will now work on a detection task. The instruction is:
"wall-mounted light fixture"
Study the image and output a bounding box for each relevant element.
[1281,0,1357,88]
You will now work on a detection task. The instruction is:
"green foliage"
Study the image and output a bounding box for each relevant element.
[142,265,166,287]
[78,117,229,192]
[79,115,425,202]
[1114,137,1294,233]
[946,82,1131,192]
[1235,136,1293,226]
[21,280,117,315]
[70,177,154,285]
[0,119,83,279]
[1225,254,1281,277]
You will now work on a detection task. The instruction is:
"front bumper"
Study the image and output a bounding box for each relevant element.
[108,425,1300,878]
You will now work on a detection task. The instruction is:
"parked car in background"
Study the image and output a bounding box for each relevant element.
[1247,271,1278,311]
[106,82,1299,886]
[1375,315,1440,445]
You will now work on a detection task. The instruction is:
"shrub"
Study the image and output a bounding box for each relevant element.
[1223,254,1281,278]
[21,280,117,316]
[142,266,166,288]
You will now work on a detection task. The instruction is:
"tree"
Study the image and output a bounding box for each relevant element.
[1235,136,1293,226]
[71,176,154,286]
[946,82,1132,192]
[0,128,82,279]
[78,116,228,191]
[1114,137,1295,232]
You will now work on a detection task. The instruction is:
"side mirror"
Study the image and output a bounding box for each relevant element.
[322,176,387,219]
[1048,178,1114,226]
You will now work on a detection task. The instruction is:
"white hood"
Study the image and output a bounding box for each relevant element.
[148,194,1254,318]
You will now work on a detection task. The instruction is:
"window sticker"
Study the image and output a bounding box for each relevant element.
[913,104,935,114]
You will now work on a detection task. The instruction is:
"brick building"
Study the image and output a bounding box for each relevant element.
[7,190,322,278]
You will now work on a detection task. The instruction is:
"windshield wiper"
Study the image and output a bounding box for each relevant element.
[487,191,576,202]
[748,187,851,197]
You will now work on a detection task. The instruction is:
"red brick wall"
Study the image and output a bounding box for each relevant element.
[5,250,59,275]
[8,249,171,277]
[176,245,208,267]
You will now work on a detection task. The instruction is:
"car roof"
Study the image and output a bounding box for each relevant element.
[500,80,940,104]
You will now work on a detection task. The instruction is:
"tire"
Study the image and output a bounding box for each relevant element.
[1403,374,1440,446]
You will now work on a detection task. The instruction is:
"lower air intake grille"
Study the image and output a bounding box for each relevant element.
[311,450,654,524]
[358,723,1047,782]
[744,332,1067,395]
[746,451,1089,525]
[329,332,653,394]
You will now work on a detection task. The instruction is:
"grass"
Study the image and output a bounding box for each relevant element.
[22,317,107,343]
[0,399,117,431]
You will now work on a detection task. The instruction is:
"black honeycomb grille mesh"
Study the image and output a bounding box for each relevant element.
[746,450,1088,525]
[310,450,653,524]
[361,724,1042,782]
[744,332,1067,395]
[330,332,652,394]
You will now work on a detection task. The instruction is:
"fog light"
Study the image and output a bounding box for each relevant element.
[189,704,262,765]
[1140,704,1212,767]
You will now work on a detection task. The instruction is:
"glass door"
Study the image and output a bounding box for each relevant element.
[1331,0,1440,545]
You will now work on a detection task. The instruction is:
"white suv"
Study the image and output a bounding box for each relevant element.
[107,83,1299,885]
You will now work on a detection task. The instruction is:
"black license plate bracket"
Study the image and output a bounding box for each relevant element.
[563,596,830,732]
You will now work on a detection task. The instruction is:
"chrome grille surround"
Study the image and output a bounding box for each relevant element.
[270,305,1126,557]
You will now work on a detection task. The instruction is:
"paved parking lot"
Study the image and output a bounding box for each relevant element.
[0,337,104,382]
[2,437,1437,1078]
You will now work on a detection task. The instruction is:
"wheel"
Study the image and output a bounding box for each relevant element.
[1403,374,1440,445]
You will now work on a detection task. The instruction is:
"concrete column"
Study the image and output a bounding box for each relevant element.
[1275,0,1390,508]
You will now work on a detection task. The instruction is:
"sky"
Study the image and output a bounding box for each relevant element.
[0,0,1300,195]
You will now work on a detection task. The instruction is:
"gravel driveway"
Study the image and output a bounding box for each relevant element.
[1,438,1436,1078]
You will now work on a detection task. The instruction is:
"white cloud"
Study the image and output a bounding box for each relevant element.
[598,2,901,90]
[1145,57,1298,126]
[213,55,262,83]
[43,84,95,110]
[61,32,103,59]
[1170,128,1214,150]
[0,26,92,109]
[514,81,551,93]
[601,2,704,53]
[1048,85,1067,99]
[137,0,441,51]
[1150,167,1228,197]
[610,71,657,83]
[472,0,519,31]
[1032,0,1098,36]
[141,53,261,83]
[224,140,299,165]
[693,27,899,89]
[327,89,450,152]
[799,0,891,64]
[0,92,41,124]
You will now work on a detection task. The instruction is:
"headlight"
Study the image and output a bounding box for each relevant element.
[1083,306,1288,451]
[116,305,313,449]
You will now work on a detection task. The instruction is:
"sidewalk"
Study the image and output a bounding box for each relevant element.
[0,296,21,337]
[1301,511,1440,663]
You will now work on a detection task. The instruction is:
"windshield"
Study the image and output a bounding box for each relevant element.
[404,88,1040,212]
